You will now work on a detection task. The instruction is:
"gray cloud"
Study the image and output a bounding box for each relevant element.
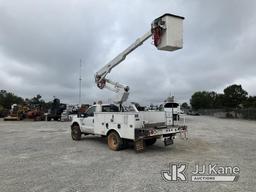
[0,0,256,105]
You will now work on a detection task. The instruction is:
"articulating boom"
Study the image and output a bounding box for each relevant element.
[95,31,152,105]
[95,14,184,106]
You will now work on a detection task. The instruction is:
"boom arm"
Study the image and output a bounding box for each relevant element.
[95,31,152,105]
[94,13,184,106]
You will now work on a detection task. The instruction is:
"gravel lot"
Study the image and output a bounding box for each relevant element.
[0,116,255,192]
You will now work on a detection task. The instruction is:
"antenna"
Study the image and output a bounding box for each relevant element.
[79,59,82,106]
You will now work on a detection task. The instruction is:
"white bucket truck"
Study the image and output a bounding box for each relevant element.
[71,14,187,152]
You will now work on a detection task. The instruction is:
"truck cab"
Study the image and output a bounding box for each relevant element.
[79,104,119,134]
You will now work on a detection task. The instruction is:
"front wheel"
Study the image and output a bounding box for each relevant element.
[107,131,122,151]
[71,125,82,141]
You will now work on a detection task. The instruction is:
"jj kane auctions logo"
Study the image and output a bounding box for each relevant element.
[161,162,240,182]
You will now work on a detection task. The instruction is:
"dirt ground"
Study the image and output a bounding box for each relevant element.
[0,116,255,192]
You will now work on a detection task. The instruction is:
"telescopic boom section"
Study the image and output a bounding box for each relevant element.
[95,31,152,105]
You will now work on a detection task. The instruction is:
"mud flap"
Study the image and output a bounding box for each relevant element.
[134,139,145,152]
[164,137,173,146]
[179,126,188,140]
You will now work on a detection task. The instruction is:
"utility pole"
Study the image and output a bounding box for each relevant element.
[79,59,82,106]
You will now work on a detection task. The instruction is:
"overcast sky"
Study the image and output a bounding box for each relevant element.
[0,0,256,105]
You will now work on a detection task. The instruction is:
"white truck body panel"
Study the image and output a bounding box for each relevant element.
[71,105,185,141]
[94,112,138,139]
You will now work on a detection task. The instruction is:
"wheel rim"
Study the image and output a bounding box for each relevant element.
[108,134,117,149]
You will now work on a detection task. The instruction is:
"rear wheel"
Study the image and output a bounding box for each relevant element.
[145,138,157,146]
[107,131,122,151]
[71,125,81,141]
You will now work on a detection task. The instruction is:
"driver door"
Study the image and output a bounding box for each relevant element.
[82,106,96,134]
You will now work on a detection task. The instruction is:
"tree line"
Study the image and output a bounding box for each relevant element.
[189,84,256,110]
[1,84,256,115]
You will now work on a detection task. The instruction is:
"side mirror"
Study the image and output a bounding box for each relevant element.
[84,113,89,117]
[79,113,87,118]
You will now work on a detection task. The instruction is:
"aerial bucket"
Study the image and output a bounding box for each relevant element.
[152,13,184,51]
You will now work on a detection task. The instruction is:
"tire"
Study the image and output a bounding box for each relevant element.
[122,139,129,149]
[71,125,82,141]
[107,131,122,151]
[145,138,157,146]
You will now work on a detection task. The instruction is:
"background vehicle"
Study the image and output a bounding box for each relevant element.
[4,104,27,121]
[47,98,66,121]
[159,96,181,122]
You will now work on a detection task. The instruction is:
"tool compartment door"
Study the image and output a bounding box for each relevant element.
[94,112,139,140]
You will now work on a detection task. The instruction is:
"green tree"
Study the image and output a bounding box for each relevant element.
[214,93,225,108]
[0,104,4,116]
[243,96,256,108]
[181,102,189,109]
[28,94,44,106]
[208,91,218,108]
[0,90,24,109]
[190,91,218,110]
[223,84,248,108]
